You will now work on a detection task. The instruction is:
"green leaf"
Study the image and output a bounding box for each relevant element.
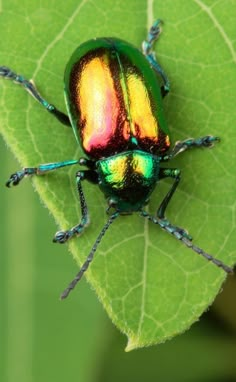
[0,0,235,350]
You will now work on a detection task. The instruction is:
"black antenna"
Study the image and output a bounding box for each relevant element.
[60,211,119,299]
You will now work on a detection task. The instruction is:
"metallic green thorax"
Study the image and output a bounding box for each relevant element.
[97,150,160,211]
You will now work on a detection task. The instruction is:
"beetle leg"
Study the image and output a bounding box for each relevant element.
[6,159,80,187]
[53,170,98,244]
[142,19,170,97]
[0,66,71,126]
[160,136,220,162]
[60,211,119,299]
[140,210,233,274]
[157,168,192,241]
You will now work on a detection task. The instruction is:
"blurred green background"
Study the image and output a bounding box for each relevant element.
[1,0,236,381]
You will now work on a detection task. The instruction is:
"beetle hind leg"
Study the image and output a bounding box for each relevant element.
[0,66,71,126]
[142,19,170,97]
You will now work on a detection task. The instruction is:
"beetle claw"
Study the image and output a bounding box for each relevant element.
[203,136,220,147]
[53,230,70,244]
[6,173,21,187]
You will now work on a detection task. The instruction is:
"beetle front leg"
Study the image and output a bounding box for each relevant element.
[53,170,98,243]
[157,168,193,241]
[0,66,71,126]
[161,136,220,161]
[142,19,170,97]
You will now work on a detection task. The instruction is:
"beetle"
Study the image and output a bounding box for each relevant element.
[0,20,233,299]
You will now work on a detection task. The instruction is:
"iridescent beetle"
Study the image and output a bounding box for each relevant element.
[0,20,233,299]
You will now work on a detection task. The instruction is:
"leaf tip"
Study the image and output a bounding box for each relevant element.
[125,336,139,352]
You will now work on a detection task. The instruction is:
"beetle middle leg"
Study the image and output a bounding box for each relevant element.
[6,159,81,187]
[161,136,220,162]
[0,66,71,126]
[142,19,170,97]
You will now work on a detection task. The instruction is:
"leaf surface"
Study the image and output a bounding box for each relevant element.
[0,0,235,349]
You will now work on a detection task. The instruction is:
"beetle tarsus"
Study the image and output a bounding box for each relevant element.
[6,173,22,187]
[201,135,220,147]
[53,230,71,244]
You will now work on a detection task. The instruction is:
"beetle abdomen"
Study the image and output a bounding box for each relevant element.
[65,38,170,159]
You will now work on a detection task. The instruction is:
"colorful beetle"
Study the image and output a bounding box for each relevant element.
[0,20,233,299]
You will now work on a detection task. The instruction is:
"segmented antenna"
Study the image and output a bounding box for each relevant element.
[60,211,119,299]
[140,210,233,274]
